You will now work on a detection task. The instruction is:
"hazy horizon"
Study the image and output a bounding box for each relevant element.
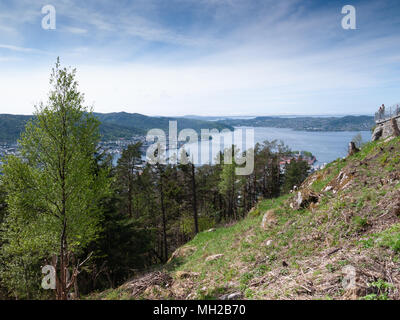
[0,111,374,118]
[1,1,400,116]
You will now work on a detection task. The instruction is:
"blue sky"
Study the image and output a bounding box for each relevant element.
[0,0,400,116]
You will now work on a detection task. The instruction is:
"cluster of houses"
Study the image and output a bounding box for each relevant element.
[0,143,19,169]
[1,139,325,176]
[98,136,150,166]
[279,151,317,167]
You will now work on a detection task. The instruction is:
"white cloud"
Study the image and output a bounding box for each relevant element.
[0,44,38,53]
[0,0,399,116]
[63,27,88,34]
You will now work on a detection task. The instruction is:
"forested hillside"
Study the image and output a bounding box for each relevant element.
[94,112,233,136]
[0,62,310,300]
[95,136,400,300]
[218,115,374,132]
[1,60,395,301]
[0,114,33,143]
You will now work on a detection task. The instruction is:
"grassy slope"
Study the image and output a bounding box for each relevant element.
[92,137,400,300]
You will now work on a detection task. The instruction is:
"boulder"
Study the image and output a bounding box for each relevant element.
[372,126,383,141]
[323,185,333,192]
[291,189,319,210]
[205,254,224,262]
[391,118,400,137]
[167,246,196,263]
[220,292,243,300]
[261,210,277,230]
[348,141,359,156]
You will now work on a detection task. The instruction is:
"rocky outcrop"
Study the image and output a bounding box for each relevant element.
[391,118,400,137]
[290,189,319,210]
[372,126,383,141]
[220,292,243,300]
[372,115,400,141]
[167,246,196,263]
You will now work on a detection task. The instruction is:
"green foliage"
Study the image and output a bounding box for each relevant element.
[248,208,261,217]
[0,59,111,298]
[180,215,215,236]
[351,133,364,149]
[282,159,310,193]
[378,224,400,253]
[352,216,368,231]
[115,142,143,218]
[325,263,335,273]
[79,193,154,292]
[360,279,394,300]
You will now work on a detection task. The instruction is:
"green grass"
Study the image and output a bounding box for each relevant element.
[93,136,400,300]
[166,137,400,299]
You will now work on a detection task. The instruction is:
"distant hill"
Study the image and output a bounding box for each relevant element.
[0,112,234,143]
[0,114,33,143]
[0,113,374,143]
[217,115,375,132]
[94,112,233,137]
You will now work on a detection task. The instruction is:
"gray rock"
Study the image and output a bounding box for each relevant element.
[261,210,276,230]
[348,141,359,156]
[291,190,319,210]
[221,292,242,300]
[372,126,383,141]
[227,292,242,300]
[205,254,224,262]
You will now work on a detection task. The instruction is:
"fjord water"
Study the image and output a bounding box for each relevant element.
[183,127,371,166]
[117,127,371,167]
[232,127,371,165]
[249,127,371,164]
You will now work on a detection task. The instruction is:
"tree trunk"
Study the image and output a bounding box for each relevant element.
[159,173,168,262]
[191,164,199,234]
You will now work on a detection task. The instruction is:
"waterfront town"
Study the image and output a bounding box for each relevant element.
[0,136,319,173]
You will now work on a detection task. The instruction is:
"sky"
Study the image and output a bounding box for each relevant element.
[0,0,400,116]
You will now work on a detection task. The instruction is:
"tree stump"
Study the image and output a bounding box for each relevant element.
[348,141,359,156]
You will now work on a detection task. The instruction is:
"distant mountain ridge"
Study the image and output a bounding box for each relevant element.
[217,115,374,132]
[0,113,374,143]
[93,112,232,137]
[0,112,233,143]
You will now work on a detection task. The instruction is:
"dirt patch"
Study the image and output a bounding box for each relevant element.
[122,271,173,298]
